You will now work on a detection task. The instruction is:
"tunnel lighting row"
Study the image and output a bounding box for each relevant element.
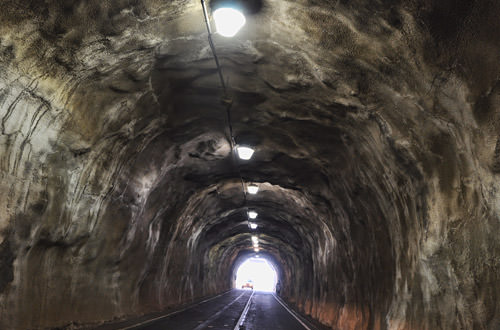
[216,9,259,252]
[239,148,259,243]
[201,0,262,254]
[239,151,258,233]
[252,235,260,252]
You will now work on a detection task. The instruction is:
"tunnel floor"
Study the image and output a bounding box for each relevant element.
[108,290,320,330]
[243,292,314,330]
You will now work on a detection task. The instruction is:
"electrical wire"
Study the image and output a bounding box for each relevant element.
[200,0,254,231]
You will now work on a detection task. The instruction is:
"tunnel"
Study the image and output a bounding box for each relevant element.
[0,0,499,329]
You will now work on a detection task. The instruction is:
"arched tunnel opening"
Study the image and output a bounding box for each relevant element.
[0,0,500,329]
[233,255,278,292]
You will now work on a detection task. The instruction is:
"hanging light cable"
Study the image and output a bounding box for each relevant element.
[200,0,259,242]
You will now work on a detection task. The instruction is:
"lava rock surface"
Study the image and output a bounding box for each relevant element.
[0,0,499,329]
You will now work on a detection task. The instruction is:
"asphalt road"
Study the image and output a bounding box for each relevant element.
[122,289,314,330]
[241,291,310,330]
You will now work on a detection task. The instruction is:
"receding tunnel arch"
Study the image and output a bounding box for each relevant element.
[113,103,414,327]
[171,175,335,302]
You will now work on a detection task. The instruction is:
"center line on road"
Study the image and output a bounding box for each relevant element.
[233,290,254,330]
[192,291,247,330]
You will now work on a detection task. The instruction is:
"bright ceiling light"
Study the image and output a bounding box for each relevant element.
[253,242,259,247]
[247,184,259,194]
[252,236,258,243]
[213,8,246,37]
[250,223,258,229]
[237,146,254,160]
[254,248,260,252]
[248,211,258,219]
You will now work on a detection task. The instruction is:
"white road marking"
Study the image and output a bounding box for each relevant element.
[192,291,247,330]
[233,290,254,330]
[272,293,313,330]
[117,290,233,330]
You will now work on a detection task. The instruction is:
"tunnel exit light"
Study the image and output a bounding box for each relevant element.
[249,223,258,229]
[237,146,254,160]
[213,8,246,37]
[235,257,277,292]
[248,211,258,219]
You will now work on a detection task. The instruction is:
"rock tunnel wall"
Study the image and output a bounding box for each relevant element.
[0,0,499,329]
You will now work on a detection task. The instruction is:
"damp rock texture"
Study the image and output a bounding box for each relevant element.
[0,0,500,329]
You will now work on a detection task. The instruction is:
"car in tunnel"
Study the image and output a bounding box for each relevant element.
[241,280,254,290]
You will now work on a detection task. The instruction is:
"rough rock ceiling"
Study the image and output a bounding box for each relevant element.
[0,0,499,329]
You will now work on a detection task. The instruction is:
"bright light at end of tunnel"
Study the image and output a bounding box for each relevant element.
[250,223,258,229]
[213,8,246,37]
[248,211,258,219]
[236,257,277,292]
[237,146,254,160]
[247,184,259,194]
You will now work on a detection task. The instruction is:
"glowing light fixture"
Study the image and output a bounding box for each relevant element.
[237,146,254,160]
[250,223,258,229]
[252,236,258,243]
[253,242,259,247]
[247,183,259,194]
[248,211,258,219]
[213,8,246,37]
[254,248,260,252]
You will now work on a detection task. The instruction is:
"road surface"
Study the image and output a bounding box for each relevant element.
[115,289,318,330]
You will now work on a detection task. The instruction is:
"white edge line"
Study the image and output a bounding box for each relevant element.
[117,289,233,330]
[272,294,313,330]
[233,290,254,330]
[192,291,246,330]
